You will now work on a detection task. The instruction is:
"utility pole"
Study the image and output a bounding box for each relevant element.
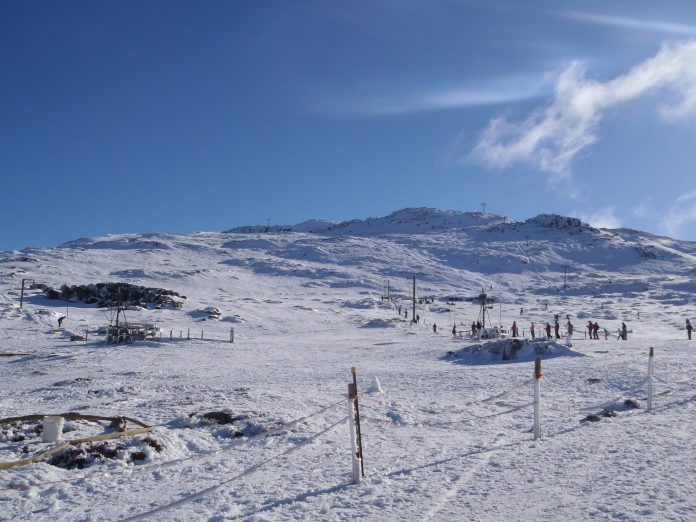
[562,265,569,291]
[19,278,34,309]
[387,280,390,300]
[412,276,416,322]
[20,279,26,309]
[481,203,487,213]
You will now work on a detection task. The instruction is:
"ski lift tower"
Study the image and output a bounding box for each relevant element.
[476,290,494,329]
[474,290,505,339]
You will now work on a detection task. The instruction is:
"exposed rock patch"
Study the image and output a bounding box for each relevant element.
[43,282,185,309]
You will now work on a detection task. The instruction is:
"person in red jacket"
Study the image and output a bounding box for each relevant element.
[511,321,518,338]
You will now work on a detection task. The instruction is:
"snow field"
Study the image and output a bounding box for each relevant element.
[1,211,696,520]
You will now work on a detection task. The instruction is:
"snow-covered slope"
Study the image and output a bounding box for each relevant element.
[1,208,695,521]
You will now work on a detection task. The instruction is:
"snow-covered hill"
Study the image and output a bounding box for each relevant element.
[1,207,695,520]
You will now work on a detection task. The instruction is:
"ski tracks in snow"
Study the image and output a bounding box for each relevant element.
[419,451,492,522]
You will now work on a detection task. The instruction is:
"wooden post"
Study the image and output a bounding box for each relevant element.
[187,328,190,340]
[179,330,182,339]
[533,358,542,440]
[169,330,172,340]
[647,347,654,412]
[351,367,365,478]
[85,330,88,341]
[347,383,361,484]
[229,327,234,343]
[201,330,204,340]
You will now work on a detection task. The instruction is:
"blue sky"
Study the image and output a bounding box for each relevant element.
[2,0,696,250]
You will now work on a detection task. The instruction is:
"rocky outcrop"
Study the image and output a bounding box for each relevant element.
[43,282,185,309]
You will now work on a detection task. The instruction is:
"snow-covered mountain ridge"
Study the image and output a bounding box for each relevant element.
[4,207,693,315]
[225,207,588,235]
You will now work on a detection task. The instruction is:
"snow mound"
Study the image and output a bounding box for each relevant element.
[361,318,398,328]
[366,376,384,394]
[446,338,584,365]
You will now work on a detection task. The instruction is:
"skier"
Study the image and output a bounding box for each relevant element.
[57,316,65,328]
[452,324,457,336]
[587,321,593,339]
[404,310,408,319]
[621,322,628,341]
[471,322,476,336]
[687,319,693,340]
[433,323,437,333]
[511,321,518,338]
[416,314,420,323]
[554,319,560,339]
[476,320,482,331]
[530,322,535,339]
[592,322,600,340]
[566,320,574,337]
[520,308,524,316]
[545,323,552,339]
[398,305,401,315]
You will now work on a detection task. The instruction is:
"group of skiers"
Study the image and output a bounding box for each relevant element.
[396,300,693,341]
[526,315,569,340]
[584,320,605,339]
[521,315,628,341]
[470,321,484,336]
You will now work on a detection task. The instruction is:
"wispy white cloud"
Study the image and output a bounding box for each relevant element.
[365,86,542,116]
[470,40,696,180]
[577,206,623,229]
[662,191,696,239]
[563,11,696,37]
[323,75,546,116]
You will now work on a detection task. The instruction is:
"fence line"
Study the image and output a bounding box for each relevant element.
[3,349,690,519]
[0,398,346,493]
[359,378,534,414]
